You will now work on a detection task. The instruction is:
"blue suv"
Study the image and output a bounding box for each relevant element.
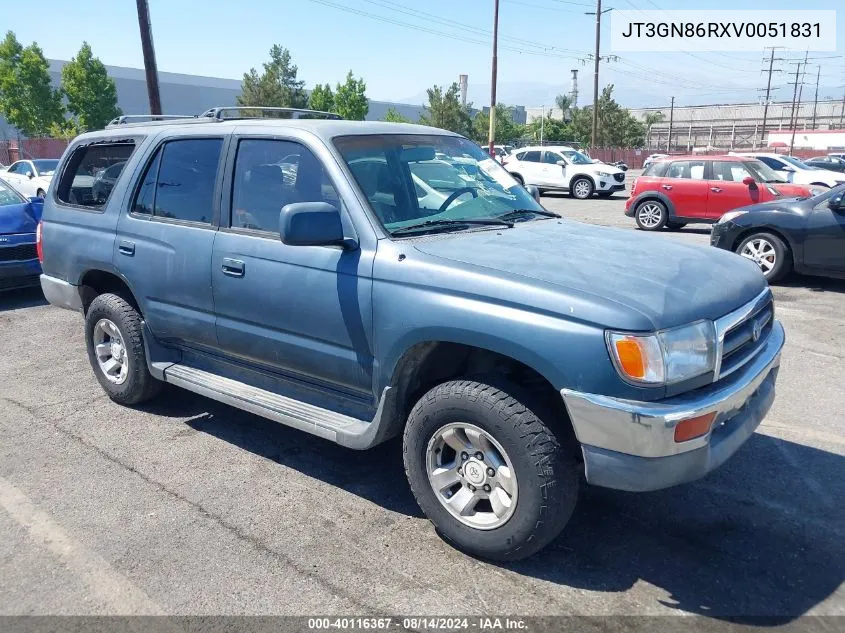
[39,107,784,560]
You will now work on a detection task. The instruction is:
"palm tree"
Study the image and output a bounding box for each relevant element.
[555,94,573,121]
[643,112,665,149]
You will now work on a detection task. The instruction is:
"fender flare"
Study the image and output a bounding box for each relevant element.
[628,191,678,218]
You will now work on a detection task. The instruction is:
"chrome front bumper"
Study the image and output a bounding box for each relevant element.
[561,319,784,491]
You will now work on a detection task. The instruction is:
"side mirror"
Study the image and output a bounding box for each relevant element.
[742,176,757,187]
[829,193,844,212]
[279,202,353,248]
[524,185,541,202]
[556,160,568,167]
[26,170,34,179]
[780,165,795,173]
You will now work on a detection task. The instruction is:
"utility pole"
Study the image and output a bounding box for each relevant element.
[666,96,674,152]
[540,106,545,145]
[487,0,500,158]
[789,53,809,154]
[136,0,162,115]
[811,65,821,130]
[841,93,845,127]
[590,0,602,148]
[760,47,782,148]
[787,59,802,139]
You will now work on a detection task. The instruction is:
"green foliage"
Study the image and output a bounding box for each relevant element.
[0,31,63,136]
[419,83,472,136]
[471,103,526,144]
[643,111,665,127]
[60,42,121,132]
[554,93,573,119]
[237,44,307,108]
[334,71,368,120]
[569,85,645,148]
[382,107,410,123]
[526,113,573,143]
[308,82,334,113]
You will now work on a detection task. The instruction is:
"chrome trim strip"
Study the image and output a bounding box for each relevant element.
[713,288,772,380]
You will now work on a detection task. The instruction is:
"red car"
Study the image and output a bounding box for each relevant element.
[625,155,812,231]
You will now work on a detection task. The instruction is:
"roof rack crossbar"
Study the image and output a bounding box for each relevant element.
[106,114,197,128]
[199,106,342,121]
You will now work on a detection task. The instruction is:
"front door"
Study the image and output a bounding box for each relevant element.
[662,159,709,219]
[115,136,225,349]
[540,150,567,188]
[802,199,845,274]
[211,136,375,397]
[706,160,764,220]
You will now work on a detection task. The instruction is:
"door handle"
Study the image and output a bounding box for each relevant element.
[661,184,673,190]
[710,187,723,193]
[118,240,135,256]
[221,258,245,277]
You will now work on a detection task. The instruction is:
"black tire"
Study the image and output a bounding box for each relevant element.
[569,177,594,200]
[403,377,580,562]
[634,199,667,231]
[510,173,524,185]
[84,293,162,405]
[736,232,792,283]
[666,220,687,230]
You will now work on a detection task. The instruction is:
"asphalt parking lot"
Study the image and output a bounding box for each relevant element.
[0,177,843,622]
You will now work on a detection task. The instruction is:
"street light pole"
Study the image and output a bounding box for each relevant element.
[487,0,500,158]
[590,0,602,149]
[136,0,162,115]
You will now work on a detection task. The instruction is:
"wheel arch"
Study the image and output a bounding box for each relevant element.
[730,224,796,258]
[631,191,677,217]
[78,268,141,315]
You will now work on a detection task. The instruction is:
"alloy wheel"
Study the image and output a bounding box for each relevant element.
[740,238,777,275]
[637,203,664,229]
[92,318,129,384]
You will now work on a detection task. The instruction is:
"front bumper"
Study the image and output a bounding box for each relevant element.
[561,319,784,492]
[597,180,626,192]
[710,220,742,250]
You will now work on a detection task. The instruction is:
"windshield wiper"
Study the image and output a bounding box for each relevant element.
[391,218,514,236]
[497,208,560,221]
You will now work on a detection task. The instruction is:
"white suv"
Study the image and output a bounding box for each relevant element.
[503,146,625,199]
[731,152,845,189]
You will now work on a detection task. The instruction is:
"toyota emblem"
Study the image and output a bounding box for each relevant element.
[752,321,762,342]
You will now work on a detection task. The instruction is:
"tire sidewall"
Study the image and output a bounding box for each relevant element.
[737,232,787,281]
[403,381,577,560]
[511,172,524,185]
[571,177,593,199]
[635,199,667,230]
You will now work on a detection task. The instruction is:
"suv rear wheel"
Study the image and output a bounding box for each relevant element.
[85,293,162,405]
[635,200,667,231]
[403,377,579,561]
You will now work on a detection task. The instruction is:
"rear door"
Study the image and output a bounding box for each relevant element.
[802,197,845,273]
[707,160,763,219]
[115,135,226,349]
[662,160,709,218]
[513,150,544,185]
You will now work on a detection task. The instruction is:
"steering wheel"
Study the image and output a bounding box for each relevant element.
[437,187,477,213]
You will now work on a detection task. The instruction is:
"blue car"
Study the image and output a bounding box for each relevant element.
[0,177,43,291]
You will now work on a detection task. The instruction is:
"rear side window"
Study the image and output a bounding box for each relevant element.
[55,143,136,208]
[520,151,541,162]
[665,160,706,180]
[132,138,223,224]
[641,161,667,177]
[756,156,785,170]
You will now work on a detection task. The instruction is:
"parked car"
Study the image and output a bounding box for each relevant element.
[732,152,845,189]
[503,145,626,198]
[711,184,845,282]
[643,153,668,169]
[625,155,813,231]
[39,109,784,561]
[0,177,43,291]
[492,144,513,163]
[2,159,59,198]
[805,155,845,173]
[91,161,128,203]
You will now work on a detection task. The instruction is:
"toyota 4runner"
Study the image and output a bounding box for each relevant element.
[39,107,784,561]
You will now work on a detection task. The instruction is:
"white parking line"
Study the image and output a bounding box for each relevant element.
[0,475,165,615]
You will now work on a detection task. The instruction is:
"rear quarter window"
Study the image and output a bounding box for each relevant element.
[55,141,137,210]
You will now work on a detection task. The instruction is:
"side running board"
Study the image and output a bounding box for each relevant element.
[162,364,393,450]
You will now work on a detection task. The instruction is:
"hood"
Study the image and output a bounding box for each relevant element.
[796,168,845,184]
[0,201,42,234]
[772,182,810,198]
[411,220,766,330]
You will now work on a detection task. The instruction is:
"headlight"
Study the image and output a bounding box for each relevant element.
[596,171,611,177]
[809,185,828,196]
[606,320,717,385]
[717,210,747,224]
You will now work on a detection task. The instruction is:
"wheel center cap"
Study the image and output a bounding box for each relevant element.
[463,459,486,486]
[111,342,122,360]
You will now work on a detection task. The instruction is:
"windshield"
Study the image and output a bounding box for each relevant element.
[33,159,59,176]
[0,178,26,205]
[743,160,787,183]
[562,150,593,165]
[334,134,545,234]
[780,155,811,170]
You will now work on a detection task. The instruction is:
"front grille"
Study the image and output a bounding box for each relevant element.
[0,243,37,262]
[716,291,774,380]
[613,173,625,182]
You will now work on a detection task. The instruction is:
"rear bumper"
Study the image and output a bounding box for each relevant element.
[0,259,42,291]
[561,320,784,492]
[40,274,83,312]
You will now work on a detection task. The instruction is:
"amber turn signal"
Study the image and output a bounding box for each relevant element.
[674,412,717,443]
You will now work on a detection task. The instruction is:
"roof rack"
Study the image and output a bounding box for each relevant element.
[106,114,197,128]
[199,106,343,121]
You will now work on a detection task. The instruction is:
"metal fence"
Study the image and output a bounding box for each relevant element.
[0,138,70,165]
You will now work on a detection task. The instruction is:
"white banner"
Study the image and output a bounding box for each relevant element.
[610,10,836,52]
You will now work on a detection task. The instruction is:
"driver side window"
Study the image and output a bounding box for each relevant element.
[542,152,562,164]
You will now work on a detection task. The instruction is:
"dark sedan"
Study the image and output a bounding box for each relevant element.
[711,185,845,282]
[805,155,845,173]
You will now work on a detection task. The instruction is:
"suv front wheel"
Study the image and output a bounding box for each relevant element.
[403,377,579,561]
[570,177,594,200]
[85,293,162,405]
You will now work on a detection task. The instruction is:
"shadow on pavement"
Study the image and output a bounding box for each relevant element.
[0,287,47,312]
[145,388,844,622]
[777,274,845,294]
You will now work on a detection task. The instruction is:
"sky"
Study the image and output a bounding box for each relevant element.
[4,0,845,109]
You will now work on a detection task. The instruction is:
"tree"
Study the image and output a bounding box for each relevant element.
[334,71,368,120]
[419,83,471,136]
[309,83,334,113]
[526,113,572,143]
[383,107,410,123]
[569,85,645,147]
[554,94,573,121]
[60,42,121,133]
[0,31,63,136]
[237,45,307,109]
[471,103,526,144]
